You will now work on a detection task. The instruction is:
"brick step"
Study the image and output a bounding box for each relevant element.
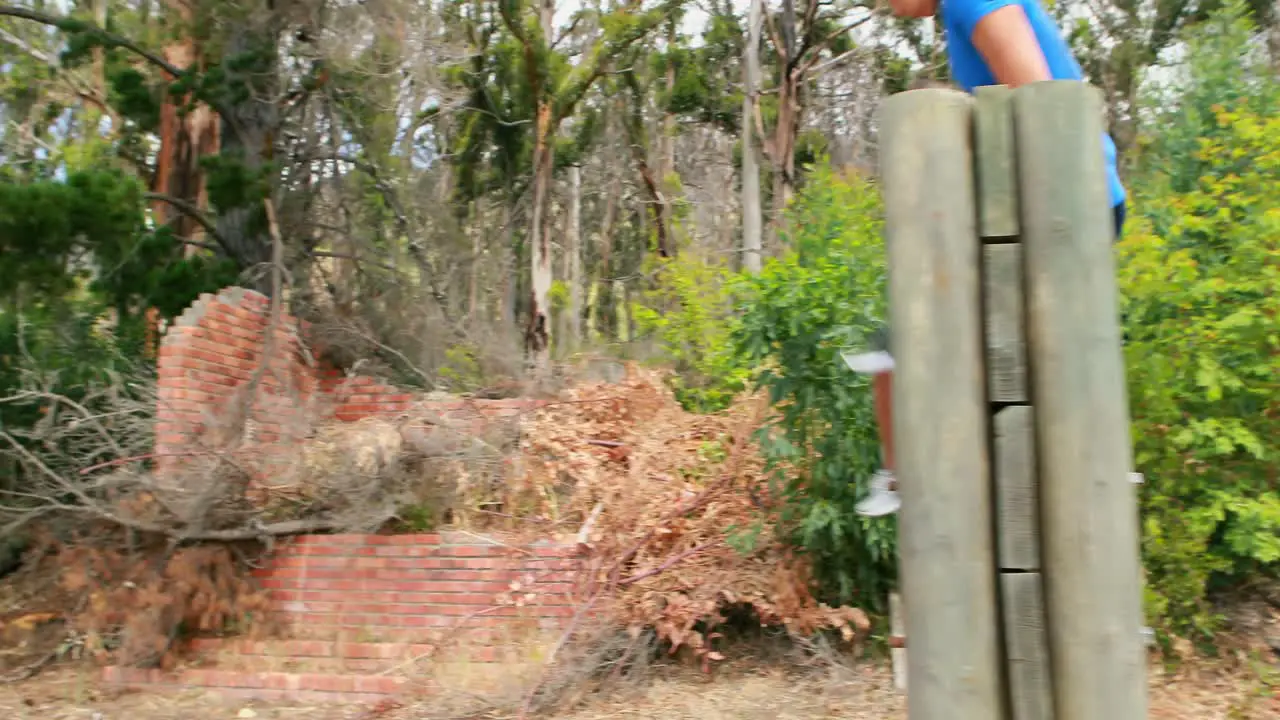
[102,665,414,704]
[261,581,576,597]
[269,601,574,617]
[187,638,441,674]
[278,621,558,647]
[257,566,574,582]
[192,634,532,660]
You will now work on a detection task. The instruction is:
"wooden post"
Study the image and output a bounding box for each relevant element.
[1013,80,1148,720]
[879,88,1003,720]
[889,591,907,692]
[976,85,1054,720]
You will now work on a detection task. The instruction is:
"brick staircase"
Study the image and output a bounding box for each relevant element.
[103,533,578,703]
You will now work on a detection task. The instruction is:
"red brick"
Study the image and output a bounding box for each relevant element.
[355,676,409,694]
[384,533,444,545]
[296,534,368,546]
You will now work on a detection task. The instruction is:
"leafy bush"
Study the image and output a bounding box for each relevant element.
[733,166,896,608]
[0,165,235,485]
[1121,2,1280,637]
[1121,105,1279,636]
[633,253,750,413]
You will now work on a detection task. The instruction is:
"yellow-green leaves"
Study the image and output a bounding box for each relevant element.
[1120,83,1279,637]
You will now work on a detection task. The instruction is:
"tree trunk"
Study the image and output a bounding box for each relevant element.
[87,0,107,133]
[501,198,517,328]
[522,0,558,374]
[757,0,807,248]
[565,164,583,353]
[154,1,220,252]
[595,173,620,341]
[659,20,677,249]
[525,100,555,372]
[741,0,763,273]
[623,86,672,257]
[468,198,483,322]
[1270,14,1280,76]
[769,72,801,233]
[214,15,279,295]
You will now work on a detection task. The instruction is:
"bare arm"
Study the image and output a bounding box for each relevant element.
[971,5,1052,87]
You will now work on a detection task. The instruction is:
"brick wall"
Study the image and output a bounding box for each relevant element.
[253,533,578,644]
[154,287,542,474]
[103,532,581,702]
[130,290,580,702]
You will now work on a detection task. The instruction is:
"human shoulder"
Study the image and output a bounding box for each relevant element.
[943,0,1024,37]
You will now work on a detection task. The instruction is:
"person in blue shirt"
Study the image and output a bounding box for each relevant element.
[848,0,1127,517]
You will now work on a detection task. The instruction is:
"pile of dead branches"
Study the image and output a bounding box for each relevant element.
[0,377,513,545]
[511,365,870,668]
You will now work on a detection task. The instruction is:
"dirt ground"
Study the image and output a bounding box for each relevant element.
[0,658,1274,720]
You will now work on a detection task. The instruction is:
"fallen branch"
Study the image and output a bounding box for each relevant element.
[516,592,602,720]
[0,649,58,684]
[601,396,766,587]
[575,502,604,548]
[618,540,723,587]
[3,427,380,541]
[78,450,215,476]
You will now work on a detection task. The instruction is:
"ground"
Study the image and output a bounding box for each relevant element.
[0,658,1274,720]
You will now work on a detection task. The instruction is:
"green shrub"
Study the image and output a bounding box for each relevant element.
[1120,101,1280,637]
[1120,2,1280,636]
[633,253,750,413]
[733,166,895,609]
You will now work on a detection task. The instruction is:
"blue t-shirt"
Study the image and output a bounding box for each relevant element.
[941,0,1125,208]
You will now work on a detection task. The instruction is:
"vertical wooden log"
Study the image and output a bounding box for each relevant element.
[977,86,1052,720]
[975,86,1019,240]
[1002,573,1054,720]
[1013,80,1148,720]
[994,406,1039,572]
[984,245,1028,403]
[879,88,1003,720]
[890,591,908,692]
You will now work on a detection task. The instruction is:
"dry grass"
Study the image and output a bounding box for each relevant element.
[0,654,1273,720]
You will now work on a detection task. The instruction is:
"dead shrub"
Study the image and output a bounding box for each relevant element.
[57,541,274,669]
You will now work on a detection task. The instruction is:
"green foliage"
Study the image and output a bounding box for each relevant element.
[548,279,571,311]
[1121,2,1280,636]
[107,63,161,134]
[734,166,895,608]
[1134,0,1279,202]
[0,168,237,320]
[633,254,749,413]
[663,12,743,133]
[1121,106,1280,636]
[398,502,439,532]
[0,302,141,445]
[437,344,486,392]
[0,178,84,298]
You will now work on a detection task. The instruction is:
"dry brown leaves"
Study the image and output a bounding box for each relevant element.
[56,542,275,668]
[512,365,869,665]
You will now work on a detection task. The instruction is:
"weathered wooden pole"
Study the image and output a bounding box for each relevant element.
[1012,80,1148,720]
[975,85,1054,720]
[879,88,1003,720]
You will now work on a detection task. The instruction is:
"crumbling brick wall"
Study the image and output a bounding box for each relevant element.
[154,287,539,475]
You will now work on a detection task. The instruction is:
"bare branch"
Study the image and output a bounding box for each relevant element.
[143,193,241,260]
[0,6,185,77]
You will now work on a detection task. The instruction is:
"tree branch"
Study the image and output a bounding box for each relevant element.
[143,192,243,261]
[0,5,242,138]
[0,6,184,77]
[796,15,874,76]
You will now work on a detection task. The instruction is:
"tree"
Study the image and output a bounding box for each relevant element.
[742,0,763,273]
[496,0,678,373]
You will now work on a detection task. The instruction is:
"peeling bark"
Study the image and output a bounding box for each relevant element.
[152,2,220,251]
